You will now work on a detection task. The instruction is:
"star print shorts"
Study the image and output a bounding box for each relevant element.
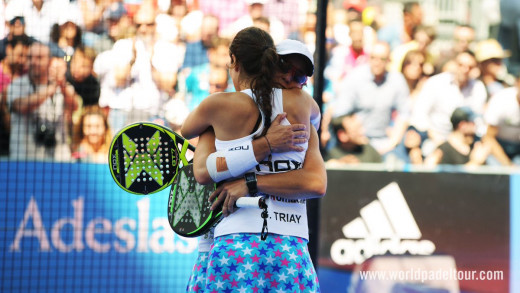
[204,233,320,293]
[186,251,210,292]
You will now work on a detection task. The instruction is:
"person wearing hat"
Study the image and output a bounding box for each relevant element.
[182,34,324,293]
[424,107,490,166]
[483,74,520,166]
[476,38,513,98]
[0,16,36,61]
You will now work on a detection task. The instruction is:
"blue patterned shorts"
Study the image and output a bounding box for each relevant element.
[186,251,210,292]
[203,233,320,293]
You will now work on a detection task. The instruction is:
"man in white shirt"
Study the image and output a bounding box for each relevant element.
[5,0,81,44]
[8,42,79,161]
[409,50,487,154]
[483,75,520,166]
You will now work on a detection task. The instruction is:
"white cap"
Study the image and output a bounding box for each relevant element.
[276,39,314,76]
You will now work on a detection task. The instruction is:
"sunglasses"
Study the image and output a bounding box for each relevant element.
[280,58,308,85]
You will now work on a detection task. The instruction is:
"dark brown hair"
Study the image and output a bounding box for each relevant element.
[229,26,278,131]
[50,23,83,49]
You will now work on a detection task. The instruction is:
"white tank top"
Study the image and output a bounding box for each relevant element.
[214,88,310,240]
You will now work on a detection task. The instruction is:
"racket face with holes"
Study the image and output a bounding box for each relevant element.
[167,164,222,237]
[108,122,194,195]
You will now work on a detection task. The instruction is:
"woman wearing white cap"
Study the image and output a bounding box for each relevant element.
[181,27,325,292]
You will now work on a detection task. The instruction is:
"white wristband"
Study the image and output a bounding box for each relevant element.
[206,140,258,182]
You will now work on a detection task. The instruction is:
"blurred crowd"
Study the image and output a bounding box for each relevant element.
[0,0,519,169]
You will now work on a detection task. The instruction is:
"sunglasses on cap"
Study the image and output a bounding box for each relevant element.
[279,58,308,85]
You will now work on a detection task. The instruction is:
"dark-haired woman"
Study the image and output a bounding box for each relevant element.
[181,27,325,292]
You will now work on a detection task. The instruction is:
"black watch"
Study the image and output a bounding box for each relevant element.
[244,172,258,195]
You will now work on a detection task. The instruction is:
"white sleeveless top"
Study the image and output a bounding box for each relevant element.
[214,88,310,240]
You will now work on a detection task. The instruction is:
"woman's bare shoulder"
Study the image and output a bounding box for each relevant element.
[281,88,313,125]
[202,91,257,109]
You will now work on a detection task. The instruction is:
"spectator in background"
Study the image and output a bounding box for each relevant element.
[252,16,270,33]
[183,37,231,111]
[72,105,112,163]
[401,49,428,99]
[325,19,369,94]
[263,0,301,38]
[436,24,476,73]
[325,112,382,165]
[5,0,82,44]
[378,1,423,50]
[483,74,520,166]
[222,0,285,44]
[0,35,31,157]
[49,16,84,62]
[409,50,487,157]
[0,16,36,61]
[8,42,79,161]
[78,0,111,34]
[322,41,410,160]
[66,46,100,107]
[389,25,436,75]
[180,13,219,71]
[475,38,513,99]
[78,0,124,47]
[400,49,429,164]
[198,0,247,35]
[0,36,31,93]
[291,10,317,52]
[498,0,520,76]
[424,107,489,167]
[96,2,181,132]
[91,4,133,54]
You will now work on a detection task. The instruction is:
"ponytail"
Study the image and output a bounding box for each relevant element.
[229,27,278,132]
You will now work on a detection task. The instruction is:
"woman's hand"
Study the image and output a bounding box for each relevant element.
[209,178,248,217]
[265,113,308,153]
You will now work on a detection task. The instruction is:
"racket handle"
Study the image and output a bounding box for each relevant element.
[235,196,266,209]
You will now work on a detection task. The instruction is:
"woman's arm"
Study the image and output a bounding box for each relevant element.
[209,126,327,216]
[181,94,218,139]
[193,113,309,184]
[483,125,513,166]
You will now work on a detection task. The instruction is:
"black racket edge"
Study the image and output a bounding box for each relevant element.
[166,166,223,238]
[108,122,194,195]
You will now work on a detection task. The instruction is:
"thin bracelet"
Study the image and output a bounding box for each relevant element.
[264,136,272,155]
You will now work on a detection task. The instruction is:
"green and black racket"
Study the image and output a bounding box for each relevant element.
[108,122,268,238]
[167,163,267,238]
[108,122,195,195]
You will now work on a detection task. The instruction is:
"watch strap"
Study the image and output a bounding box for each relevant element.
[244,172,258,195]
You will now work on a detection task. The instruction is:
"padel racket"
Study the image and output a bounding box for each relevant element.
[167,164,267,237]
[108,122,195,195]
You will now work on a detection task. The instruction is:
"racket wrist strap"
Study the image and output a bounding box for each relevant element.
[260,197,268,241]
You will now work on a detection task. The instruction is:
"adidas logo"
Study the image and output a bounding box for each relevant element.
[330,182,436,265]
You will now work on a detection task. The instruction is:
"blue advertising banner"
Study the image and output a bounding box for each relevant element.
[0,162,198,293]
